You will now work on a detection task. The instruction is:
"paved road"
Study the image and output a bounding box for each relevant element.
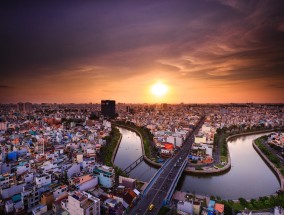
[130,117,205,215]
[262,139,284,164]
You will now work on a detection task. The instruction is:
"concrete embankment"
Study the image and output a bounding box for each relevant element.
[252,140,284,191]
[112,123,162,168]
[226,129,275,142]
[112,124,281,176]
[185,129,276,175]
[113,123,231,174]
[184,156,231,175]
[111,133,122,165]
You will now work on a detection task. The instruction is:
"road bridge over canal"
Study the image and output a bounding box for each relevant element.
[130,116,205,215]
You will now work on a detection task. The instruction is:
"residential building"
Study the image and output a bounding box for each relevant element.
[69,174,98,191]
[94,165,115,188]
[177,200,193,214]
[35,174,51,187]
[21,185,40,210]
[32,204,47,215]
[64,191,100,215]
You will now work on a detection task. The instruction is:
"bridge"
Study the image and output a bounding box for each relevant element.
[130,116,205,215]
[123,155,144,175]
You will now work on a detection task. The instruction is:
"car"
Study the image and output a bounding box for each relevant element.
[148,204,155,211]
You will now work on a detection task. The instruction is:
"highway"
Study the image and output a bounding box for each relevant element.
[130,116,205,215]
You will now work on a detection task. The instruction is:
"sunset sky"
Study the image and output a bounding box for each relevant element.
[1,0,284,103]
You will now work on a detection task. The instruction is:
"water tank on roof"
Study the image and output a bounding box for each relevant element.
[7,151,18,161]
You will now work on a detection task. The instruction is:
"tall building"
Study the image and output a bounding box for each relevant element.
[101,100,116,118]
[24,102,33,113]
[17,102,33,113]
[17,102,24,112]
[161,103,168,110]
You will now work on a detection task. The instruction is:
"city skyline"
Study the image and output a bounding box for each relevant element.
[1,0,284,103]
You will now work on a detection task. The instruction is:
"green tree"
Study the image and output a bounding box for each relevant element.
[239,198,248,207]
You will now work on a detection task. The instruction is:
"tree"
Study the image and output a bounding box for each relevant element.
[224,203,233,215]
[61,171,68,184]
[239,198,248,207]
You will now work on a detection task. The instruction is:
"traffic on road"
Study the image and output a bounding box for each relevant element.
[130,116,205,215]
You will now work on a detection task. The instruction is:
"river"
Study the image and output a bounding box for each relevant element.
[114,128,280,200]
[113,128,157,182]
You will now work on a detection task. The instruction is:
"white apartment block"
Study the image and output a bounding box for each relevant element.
[64,191,100,215]
[35,174,51,187]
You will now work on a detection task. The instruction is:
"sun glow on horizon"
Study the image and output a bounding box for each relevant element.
[151,82,168,97]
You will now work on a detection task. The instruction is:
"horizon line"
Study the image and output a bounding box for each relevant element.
[1,102,284,105]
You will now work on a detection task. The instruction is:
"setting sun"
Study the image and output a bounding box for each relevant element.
[151,83,168,97]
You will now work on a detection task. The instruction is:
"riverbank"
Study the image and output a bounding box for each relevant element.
[111,133,122,165]
[184,129,282,174]
[112,123,282,176]
[185,129,279,175]
[183,159,231,174]
[112,122,162,168]
[226,129,276,141]
[98,126,121,166]
[253,138,284,191]
[113,124,283,210]
[113,122,232,174]
[97,126,129,180]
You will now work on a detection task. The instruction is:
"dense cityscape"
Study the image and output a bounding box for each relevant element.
[0,102,283,214]
[1,0,284,214]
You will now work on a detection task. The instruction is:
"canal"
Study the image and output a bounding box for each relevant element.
[113,127,157,182]
[114,128,280,200]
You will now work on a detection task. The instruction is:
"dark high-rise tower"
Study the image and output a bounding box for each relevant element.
[17,102,33,113]
[101,100,116,118]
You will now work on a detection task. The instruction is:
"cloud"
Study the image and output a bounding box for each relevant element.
[155,0,284,85]
[0,0,284,102]
[267,83,284,89]
[0,85,13,88]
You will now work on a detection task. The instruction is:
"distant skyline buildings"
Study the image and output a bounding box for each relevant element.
[17,102,33,113]
[1,101,283,106]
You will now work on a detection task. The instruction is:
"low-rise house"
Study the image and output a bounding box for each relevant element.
[0,173,16,188]
[63,191,100,215]
[63,163,81,178]
[53,184,68,200]
[22,172,34,184]
[21,184,49,211]
[35,174,51,187]
[31,204,47,215]
[214,203,224,215]
[69,174,98,191]
[195,135,206,144]
[1,181,26,199]
[177,200,193,214]
[94,165,115,188]
[16,162,31,175]
[5,199,14,214]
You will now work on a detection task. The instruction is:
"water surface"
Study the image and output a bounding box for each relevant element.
[114,127,157,182]
[114,128,280,199]
[179,132,280,199]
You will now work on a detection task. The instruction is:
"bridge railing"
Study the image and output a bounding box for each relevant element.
[163,159,188,205]
[142,157,172,196]
[123,155,144,174]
